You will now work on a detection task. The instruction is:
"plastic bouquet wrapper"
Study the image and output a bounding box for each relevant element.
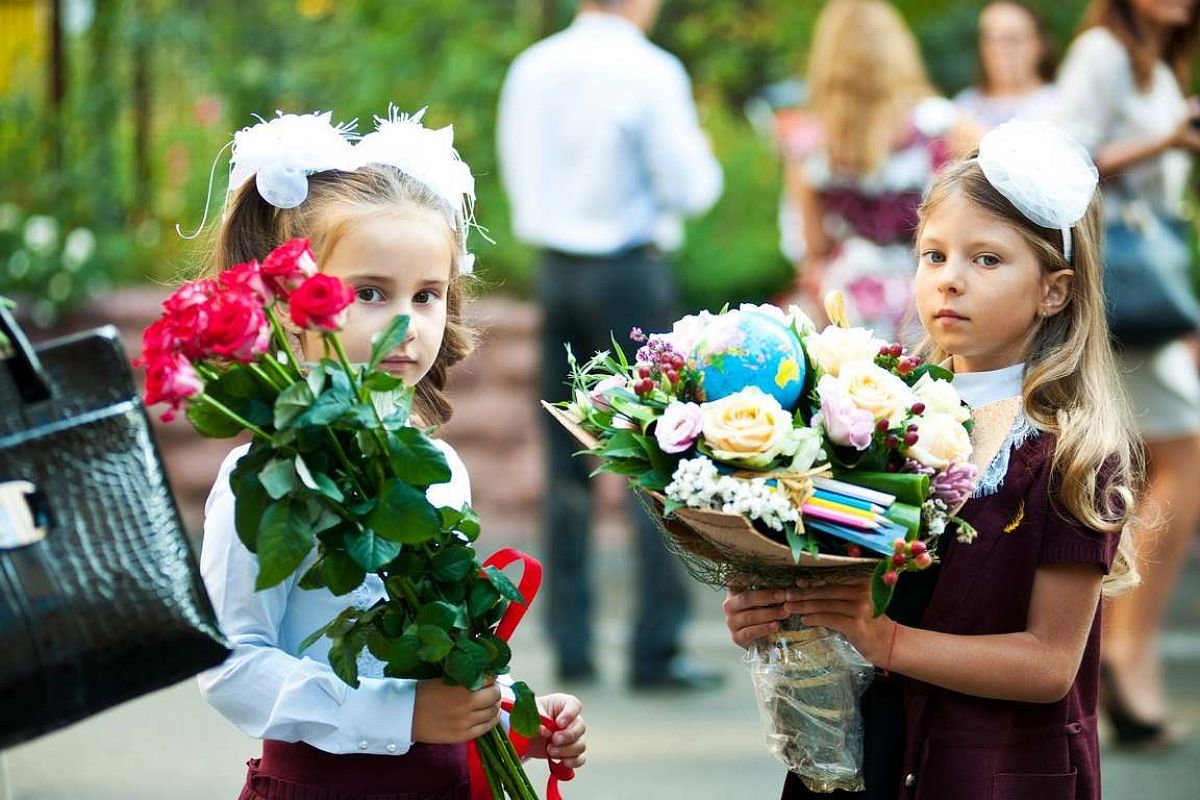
[544,294,982,793]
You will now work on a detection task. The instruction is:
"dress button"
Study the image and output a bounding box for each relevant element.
[904,773,917,788]
[386,742,398,753]
[358,740,369,751]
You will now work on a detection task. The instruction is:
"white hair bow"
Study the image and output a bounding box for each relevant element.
[976,119,1099,263]
[228,111,360,210]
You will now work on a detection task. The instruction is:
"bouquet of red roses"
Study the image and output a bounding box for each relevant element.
[140,238,552,800]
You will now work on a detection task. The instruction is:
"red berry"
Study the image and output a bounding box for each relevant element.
[878,345,891,357]
[847,544,863,558]
[889,344,903,358]
[876,419,890,433]
[885,461,899,472]
[914,552,933,569]
[892,552,907,567]
[883,570,899,587]
[909,540,927,555]
[666,370,680,384]
[910,355,923,366]
[904,432,919,446]
[911,402,926,415]
[892,539,907,553]
[897,361,912,375]
[907,423,918,432]
[885,434,900,449]
[638,367,651,379]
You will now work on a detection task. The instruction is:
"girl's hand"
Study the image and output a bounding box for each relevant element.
[412,677,502,744]
[525,693,587,769]
[784,578,898,666]
[723,587,800,648]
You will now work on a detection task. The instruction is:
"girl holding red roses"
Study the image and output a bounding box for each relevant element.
[190,109,586,800]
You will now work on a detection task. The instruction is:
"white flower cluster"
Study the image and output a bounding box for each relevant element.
[665,456,799,532]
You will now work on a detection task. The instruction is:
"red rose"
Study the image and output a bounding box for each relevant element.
[203,289,271,362]
[261,238,317,296]
[219,259,272,304]
[288,273,356,332]
[142,353,202,422]
[138,317,180,365]
[162,279,217,359]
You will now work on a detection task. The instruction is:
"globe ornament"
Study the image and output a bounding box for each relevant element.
[689,311,806,410]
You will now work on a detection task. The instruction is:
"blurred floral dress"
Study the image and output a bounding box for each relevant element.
[802,98,954,342]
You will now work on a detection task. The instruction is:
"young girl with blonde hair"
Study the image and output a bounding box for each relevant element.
[728,120,1139,800]
[195,108,587,800]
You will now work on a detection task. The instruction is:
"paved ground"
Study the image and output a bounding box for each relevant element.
[4,536,1199,799]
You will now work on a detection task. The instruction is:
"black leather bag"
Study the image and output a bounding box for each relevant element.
[1103,200,1200,347]
[0,306,229,749]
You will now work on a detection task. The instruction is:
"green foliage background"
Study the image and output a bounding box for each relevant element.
[0,0,1094,320]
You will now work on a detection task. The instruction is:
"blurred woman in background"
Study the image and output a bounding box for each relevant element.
[955,1,1059,129]
[1057,0,1200,748]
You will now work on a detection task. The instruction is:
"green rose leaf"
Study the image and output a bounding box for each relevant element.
[485,566,527,606]
[259,458,297,500]
[368,314,410,370]
[320,550,367,595]
[369,479,442,544]
[431,547,477,584]
[364,370,404,392]
[416,625,454,662]
[328,634,364,689]
[478,632,513,672]
[417,600,467,631]
[312,472,345,503]
[468,579,501,620]
[387,428,452,487]
[274,382,316,430]
[344,528,403,571]
[186,398,244,438]
[384,634,425,675]
[255,501,314,590]
[443,637,490,689]
[231,456,272,553]
[510,681,540,738]
[297,559,326,591]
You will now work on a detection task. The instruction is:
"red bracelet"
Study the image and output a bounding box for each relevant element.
[879,621,900,677]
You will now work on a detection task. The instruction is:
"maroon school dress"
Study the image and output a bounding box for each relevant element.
[897,431,1119,800]
[238,740,470,800]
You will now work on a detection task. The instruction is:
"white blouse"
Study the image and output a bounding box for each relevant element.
[953,362,1025,409]
[1056,27,1192,218]
[197,440,472,756]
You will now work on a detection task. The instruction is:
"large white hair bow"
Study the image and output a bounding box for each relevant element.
[976,119,1098,263]
[228,111,359,209]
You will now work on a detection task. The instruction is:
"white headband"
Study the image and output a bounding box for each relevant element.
[975,119,1098,263]
[226,106,477,272]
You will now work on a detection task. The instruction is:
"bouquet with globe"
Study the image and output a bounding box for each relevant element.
[140,239,566,800]
[543,294,978,792]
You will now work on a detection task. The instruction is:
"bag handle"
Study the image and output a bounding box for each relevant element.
[0,303,52,403]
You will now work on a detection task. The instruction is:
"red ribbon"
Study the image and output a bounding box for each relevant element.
[466,548,575,799]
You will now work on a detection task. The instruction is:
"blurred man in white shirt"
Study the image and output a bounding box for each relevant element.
[498,0,723,690]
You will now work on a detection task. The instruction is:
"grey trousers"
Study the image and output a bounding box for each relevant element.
[537,247,691,676]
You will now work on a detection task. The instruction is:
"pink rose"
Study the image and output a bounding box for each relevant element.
[219,259,272,304]
[655,401,704,454]
[261,238,317,296]
[815,375,874,451]
[161,279,217,360]
[288,273,356,332]
[589,375,628,412]
[142,353,203,422]
[202,289,271,362]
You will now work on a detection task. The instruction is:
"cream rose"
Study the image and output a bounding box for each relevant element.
[700,387,793,468]
[908,412,974,470]
[804,325,888,378]
[838,362,916,427]
[913,373,970,424]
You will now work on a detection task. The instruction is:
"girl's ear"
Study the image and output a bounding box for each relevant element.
[1040,269,1074,317]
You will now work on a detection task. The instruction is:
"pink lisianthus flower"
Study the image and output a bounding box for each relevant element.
[203,289,272,363]
[654,401,703,454]
[815,375,874,450]
[589,375,629,412]
[142,353,203,422]
[261,238,318,296]
[288,273,356,332]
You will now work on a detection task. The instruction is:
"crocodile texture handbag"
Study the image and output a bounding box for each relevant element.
[0,305,229,749]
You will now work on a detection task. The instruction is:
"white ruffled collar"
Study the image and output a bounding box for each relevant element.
[952,362,1024,409]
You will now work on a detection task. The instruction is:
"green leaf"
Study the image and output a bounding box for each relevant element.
[186,397,244,438]
[364,370,404,392]
[344,528,403,571]
[417,600,467,631]
[369,479,442,544]
[259,458,297,500]
[443,637,490,689]
[381,633,423,674]
[510,681,540,738]
[254,501,314,590]
[416,625,454,661]
[368,315,411,370]
[468,579,501,620]
[313,472,345,503]
[479,632,512,672]
[431,547,477,584]
[305,361,327,397]
[297,620,332,654]
[785,522,808,564]
[908,363,955,385]
[298,559,325,591]
[274,382,316,430]
[300,389,354,427]
[871,560,896,617]
[599,430,646,459]
[321,550,367,595]
[232,455,272,553]
[388,428,452,487]
[834,471,930,507]
[328,634,363,688]
[485,566,527,606]
[883,502,923,539]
